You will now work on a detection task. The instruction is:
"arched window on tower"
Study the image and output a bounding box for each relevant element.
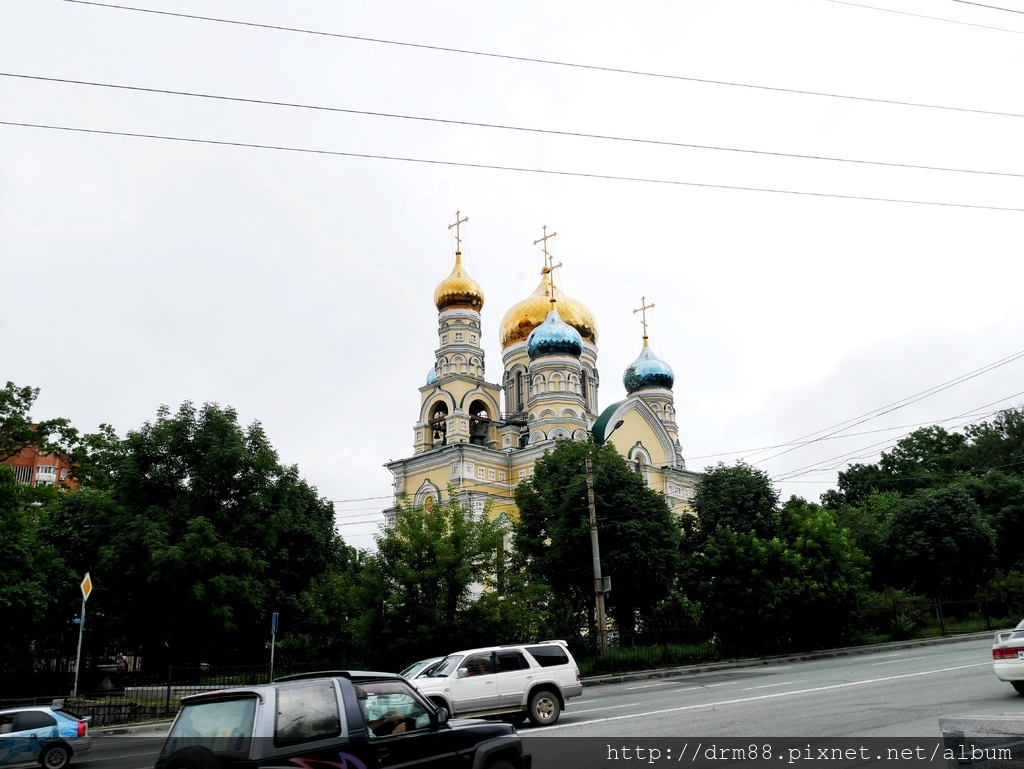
[469,400,490,446]
[429,402,449,447]
[515,372,525,413]
[581,370,590,410]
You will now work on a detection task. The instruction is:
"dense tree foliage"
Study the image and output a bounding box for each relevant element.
[354,489,509,668]
[689,466,867,654]
[513,440,681,643]
[882,486,995,598]
[689,461,780,547]
[0,466,76,665]
[0,381,78,463]
[41,402,348,667]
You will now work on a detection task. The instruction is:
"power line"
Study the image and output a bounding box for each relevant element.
[826,0,1024,34]
[745,348,1024,465]
[951,0,1024,15]
[769,391,1024,482]
[6,72,1023,181]
[687,408,1012,462]
[4,120,1022,212]
[62,0,1024,121]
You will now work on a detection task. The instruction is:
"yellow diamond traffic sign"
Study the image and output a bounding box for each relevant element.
[81,572,92,602]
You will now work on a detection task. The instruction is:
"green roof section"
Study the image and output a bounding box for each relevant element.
[592,400,628,445]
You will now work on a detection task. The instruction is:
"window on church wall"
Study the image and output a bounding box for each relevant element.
[477,466,486,479]
[470,334,477,344]
[442,334,449,344]
[515,372,524,410]
[454,331,463,341]
[581,370,589,408]
[498,471,505,481]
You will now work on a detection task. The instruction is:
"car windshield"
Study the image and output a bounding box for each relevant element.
[427,654,464,677]
[400,659,439,678]
[162,696,256,755]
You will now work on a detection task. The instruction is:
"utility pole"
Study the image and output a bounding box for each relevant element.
[585,453,608,655]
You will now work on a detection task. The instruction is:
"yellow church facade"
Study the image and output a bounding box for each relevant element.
[383,218,700,531]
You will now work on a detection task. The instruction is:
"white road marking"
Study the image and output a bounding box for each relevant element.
[871,655,932,665]
[571,702,641,714]
[542,662,990,731]
[625,681,678,690]
[743,680,803,690]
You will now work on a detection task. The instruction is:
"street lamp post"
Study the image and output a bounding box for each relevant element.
[588,419,624,656]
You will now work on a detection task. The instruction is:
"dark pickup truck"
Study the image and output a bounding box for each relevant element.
[154,671,530,769]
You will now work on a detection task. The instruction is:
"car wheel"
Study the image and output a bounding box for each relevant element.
[527,688,560,727]
[1012,682,1024,695]
[165,746,223,769]
[40,745,71,769]
[429,697,449,714]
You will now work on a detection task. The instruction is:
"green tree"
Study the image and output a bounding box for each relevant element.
[354,489,507,668]
[512,440,681,644]
[694,496,867,655]
[827,490,900,589]
[883,486,995,597]
[877,426,968,494]
[690,462,780,547]
[962,407,1024,477]
[0,381,78,463]
[955,470,1024,571]
[43,402,345,667]
[830,427,969,507]
[0,466,75,664]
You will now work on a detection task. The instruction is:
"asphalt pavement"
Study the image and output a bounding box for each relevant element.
[91,632,996,739]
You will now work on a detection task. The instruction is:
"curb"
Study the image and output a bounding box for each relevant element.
[93,720,174,736]
[581,631,995,688]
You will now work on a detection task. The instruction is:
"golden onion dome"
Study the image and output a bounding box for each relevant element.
[434,251,484,312]
[499,274,598,348]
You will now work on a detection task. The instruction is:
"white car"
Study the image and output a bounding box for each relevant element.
[411,641,582,726]
[992,619,1024,695]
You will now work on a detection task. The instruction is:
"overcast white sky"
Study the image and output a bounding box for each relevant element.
[3,0,1023,551]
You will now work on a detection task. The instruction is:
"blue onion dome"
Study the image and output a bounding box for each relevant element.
[527,308,583,360]
[426,366,437,385]
[623,339,674,392]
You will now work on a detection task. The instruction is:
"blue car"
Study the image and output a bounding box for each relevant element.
[0,706,91,769]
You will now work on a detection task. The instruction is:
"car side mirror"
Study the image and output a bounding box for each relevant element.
[456,668,468,679]
[435,707,449,725]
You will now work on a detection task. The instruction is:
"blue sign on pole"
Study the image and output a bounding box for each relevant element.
[271,612,279,636]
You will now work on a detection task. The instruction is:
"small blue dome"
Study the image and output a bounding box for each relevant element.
[623,342,674,392]
[426,366,437,385]
[527,308,583,360]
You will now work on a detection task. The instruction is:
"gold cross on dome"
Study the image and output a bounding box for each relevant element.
[633,296,655,338]
[534,225,562,296]
[534,225,559,267]
[448,210,469,251]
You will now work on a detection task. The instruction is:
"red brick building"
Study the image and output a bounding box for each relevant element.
[3,443,76,489]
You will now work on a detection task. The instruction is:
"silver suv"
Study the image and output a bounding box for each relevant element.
[411,641,582,726]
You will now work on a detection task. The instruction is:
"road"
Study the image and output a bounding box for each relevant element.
[526,636,1020,738]
[85,637,1023,768]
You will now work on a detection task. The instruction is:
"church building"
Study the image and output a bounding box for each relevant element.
[383,215,700,532]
